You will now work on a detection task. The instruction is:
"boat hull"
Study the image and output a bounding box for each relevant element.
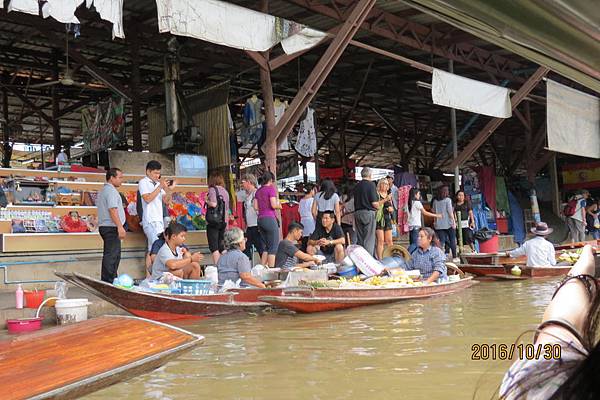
[0,315,202,400]
[260,277,477,313]
[459,264,571,278]
[56,272,261,322]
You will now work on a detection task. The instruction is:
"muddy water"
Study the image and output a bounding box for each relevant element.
[85,279,557,400]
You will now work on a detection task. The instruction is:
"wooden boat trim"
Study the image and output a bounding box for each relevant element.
[3,315,203,400]
[259,295,402,304]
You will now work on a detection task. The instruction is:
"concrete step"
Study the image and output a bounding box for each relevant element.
[0,287,126,331]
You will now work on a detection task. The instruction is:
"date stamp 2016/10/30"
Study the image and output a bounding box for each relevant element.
[471,343,562,361]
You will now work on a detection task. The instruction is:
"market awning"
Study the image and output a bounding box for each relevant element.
[401,0,600,93]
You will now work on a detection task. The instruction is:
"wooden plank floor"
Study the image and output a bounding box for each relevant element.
[0,316,198,400]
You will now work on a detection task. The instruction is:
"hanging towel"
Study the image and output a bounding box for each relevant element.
[495,177,510,215]
[8,0,39,15]
[432,68,512,118]
[476,166,497,211]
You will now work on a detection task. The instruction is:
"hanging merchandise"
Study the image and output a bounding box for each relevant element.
[294,107,317,158]
[241,96,264,146]
[8,0,39,15]
[397,185,411,234]
[274,99,289,151]
[81,97,126,154]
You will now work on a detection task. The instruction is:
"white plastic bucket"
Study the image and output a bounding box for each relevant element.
[55,298,91,325]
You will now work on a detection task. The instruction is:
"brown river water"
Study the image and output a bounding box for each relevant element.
[84,279,557,400]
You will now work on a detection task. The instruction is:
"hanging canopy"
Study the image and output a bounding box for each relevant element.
[401,0,600,93]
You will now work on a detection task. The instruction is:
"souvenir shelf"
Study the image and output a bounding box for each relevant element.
[0,168,209,253]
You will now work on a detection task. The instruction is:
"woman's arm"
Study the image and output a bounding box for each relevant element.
[335,200,341,225]
[269,196,282,210]
[537,245,595,344]
[468,209,476,228]
[422,208,442,218]
[239,272,266,288]
[426,271,440,283]
[311,197,318,219]
[253,198,259,212]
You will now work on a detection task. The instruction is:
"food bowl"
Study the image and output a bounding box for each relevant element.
[6,317,44,333]
[314,255,326,262]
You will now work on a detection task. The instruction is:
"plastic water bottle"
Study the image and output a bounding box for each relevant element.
[15,284,23,309]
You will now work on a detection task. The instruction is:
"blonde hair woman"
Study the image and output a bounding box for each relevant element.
[375,178,394,260]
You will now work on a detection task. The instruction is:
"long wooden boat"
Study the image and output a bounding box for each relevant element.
[260,277,477,313]
[462,241,600,266]
[459,264,571,278]
[0,315,202,400]
[56,272,276,321]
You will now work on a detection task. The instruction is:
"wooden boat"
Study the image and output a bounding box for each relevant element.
[459,264,572,278]
[0,315,202,400]
[56,272,278,321]
[259,277,477,313]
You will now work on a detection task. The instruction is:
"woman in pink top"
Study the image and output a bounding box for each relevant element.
[253,171,281,267]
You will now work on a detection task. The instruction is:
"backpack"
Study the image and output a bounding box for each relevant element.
[206,186,226,227]
[563,197,579,217]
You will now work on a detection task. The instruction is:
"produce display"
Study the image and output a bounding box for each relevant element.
[558,249,583,265]
[303,270,430,289]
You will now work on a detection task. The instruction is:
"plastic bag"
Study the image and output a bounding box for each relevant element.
[219,279,240,293]
[55,281,68,299]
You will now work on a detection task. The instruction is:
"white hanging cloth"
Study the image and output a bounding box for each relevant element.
[86,0,125,39]
[294,107,317,158]
[547,79,600,159]
[42,0,84,24]
[8,0,39,15]
[431,68,512,118]
[155,0,326,54]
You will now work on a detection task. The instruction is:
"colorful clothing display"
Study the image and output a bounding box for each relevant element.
[294,107,317,157]
[397,185,411,234]
[241,97,264,145]
[81,97,125,154]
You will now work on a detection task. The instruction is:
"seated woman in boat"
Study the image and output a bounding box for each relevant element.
[217,227,265,288]
[499,245,599,399]
[307,212,346,264]
[505,222,557,267]
[407,227,447,283]
[150,223,202,280]
[275,222,323,270]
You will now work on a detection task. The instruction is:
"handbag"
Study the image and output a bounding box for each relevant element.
[205,186,226,227]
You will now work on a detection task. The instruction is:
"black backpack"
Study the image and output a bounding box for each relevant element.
[206,186,226,227]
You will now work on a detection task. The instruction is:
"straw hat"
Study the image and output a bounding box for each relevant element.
[531,222,553,236]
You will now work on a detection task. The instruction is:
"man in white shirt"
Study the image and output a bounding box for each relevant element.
[138,160,176,251]
[506,222,556,267]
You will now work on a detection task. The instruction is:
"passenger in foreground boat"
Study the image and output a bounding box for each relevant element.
[147,223,203,275]
[499,245,599,399]
[407,227,447,283]
[307,211,346,263]
[275,222,322,270]
[505,222,557,267]
[151,223,202,280]
[217,227,266,288]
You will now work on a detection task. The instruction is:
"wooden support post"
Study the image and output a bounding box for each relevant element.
[448,67,549,170]
[272,0,376,145]
[1,84,10,168]
[258,0,278,178]
[51,50,61,159]
[131,36,142,152]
